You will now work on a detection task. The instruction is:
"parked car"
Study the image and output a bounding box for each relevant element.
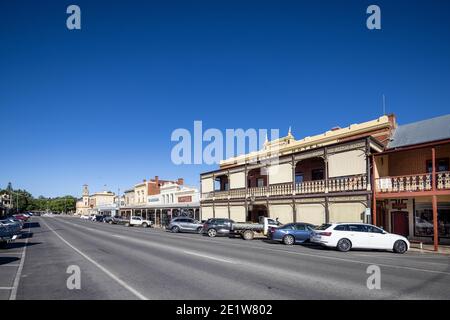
[310,223,410,254]
[202,218,234,237]
[5,217,24,229]
[103,216,114,224]
[168,217,203,233]
[0,219,22,234]
[103,216,127,225]
[126,216,153,228]
[0,222,20,248]
[230,217,282,240]
[13,214,29,221]
[94,215,106,222]
[268,222,316,245]
[80,215,90,220]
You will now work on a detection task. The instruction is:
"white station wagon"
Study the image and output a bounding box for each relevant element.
[310,223,410,254]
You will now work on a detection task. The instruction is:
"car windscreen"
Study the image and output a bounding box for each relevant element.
[315,224,332,230]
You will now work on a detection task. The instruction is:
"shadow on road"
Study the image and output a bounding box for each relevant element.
[260,238,328,250]
[19,232,34,239]
[0,256,20,265]
[23,222,40,229]
[6,242,41,250]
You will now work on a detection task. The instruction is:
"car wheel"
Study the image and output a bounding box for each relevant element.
[283,235,295,245]
[125,222,130,227]
[172,226,180,233]
[242,230,254,240]
[196,227,202,233]
[207,228,217,237]
[109,221,113,224]
[393,240,408,254]
[337,238,352,252]
[142,223,148,228]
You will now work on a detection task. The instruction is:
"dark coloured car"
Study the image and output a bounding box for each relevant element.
[103,216,129,225]
[103,216,116,224]
[94,215,106,222]
[0,222,20,248]
[202,218,234,237]
[268,222,316,245]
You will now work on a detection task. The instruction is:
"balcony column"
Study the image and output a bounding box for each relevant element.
[432,195,438,251]
[324,149,329,223]
[371,154,377,226]
[212,174,215,218]
[292,154,296,222]
[227,170,231,219]
[265,164,270,217]
[244,164,248,220]
[323,148,329,193]
[366,138,372,191]
[432,147,438,251]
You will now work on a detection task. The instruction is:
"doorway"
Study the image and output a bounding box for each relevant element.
[247,204,268,222]
[392,211,409,237]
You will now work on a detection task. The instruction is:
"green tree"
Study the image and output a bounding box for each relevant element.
[0,186,77,214]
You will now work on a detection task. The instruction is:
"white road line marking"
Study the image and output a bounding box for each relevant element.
[183,251,236,264]
[281,250,450,276]
[0,287,13,290]
[40,218,148,300]
[9,227,30,300]
[0,264,20,267]
[53,217,450,276]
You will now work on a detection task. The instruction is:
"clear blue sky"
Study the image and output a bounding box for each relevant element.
[1,0,449,197]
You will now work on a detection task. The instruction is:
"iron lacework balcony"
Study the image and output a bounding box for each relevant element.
[201,174,368,200]
[375,171,450,194]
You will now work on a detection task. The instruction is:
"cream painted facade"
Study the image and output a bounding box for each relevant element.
[76,185,117,216]
[124,189,135,206]
[134,182,147,205]
[147,183,200,206]
[75,185,90,215]
[200,116,394,225]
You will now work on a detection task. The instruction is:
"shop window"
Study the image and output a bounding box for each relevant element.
[415,202,450,238]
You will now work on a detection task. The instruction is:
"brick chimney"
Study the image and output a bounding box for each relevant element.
[177,178,184,185]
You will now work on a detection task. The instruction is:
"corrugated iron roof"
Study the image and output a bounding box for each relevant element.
[387,114,450,149]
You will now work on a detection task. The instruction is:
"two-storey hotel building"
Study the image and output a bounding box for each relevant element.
[200,115,396,226]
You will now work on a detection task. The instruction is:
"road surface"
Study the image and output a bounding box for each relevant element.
[1,216,449,299]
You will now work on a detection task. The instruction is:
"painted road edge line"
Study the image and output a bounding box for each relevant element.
[41,218,148,300]
[9,227,30,300]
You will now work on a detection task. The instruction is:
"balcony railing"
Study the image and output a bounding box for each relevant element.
[201,174,368,200]
[375,171,450,193]
[437,171,450,190]
[329,175,367,192]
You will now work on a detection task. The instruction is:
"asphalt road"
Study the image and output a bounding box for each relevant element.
[1,216,450,300]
